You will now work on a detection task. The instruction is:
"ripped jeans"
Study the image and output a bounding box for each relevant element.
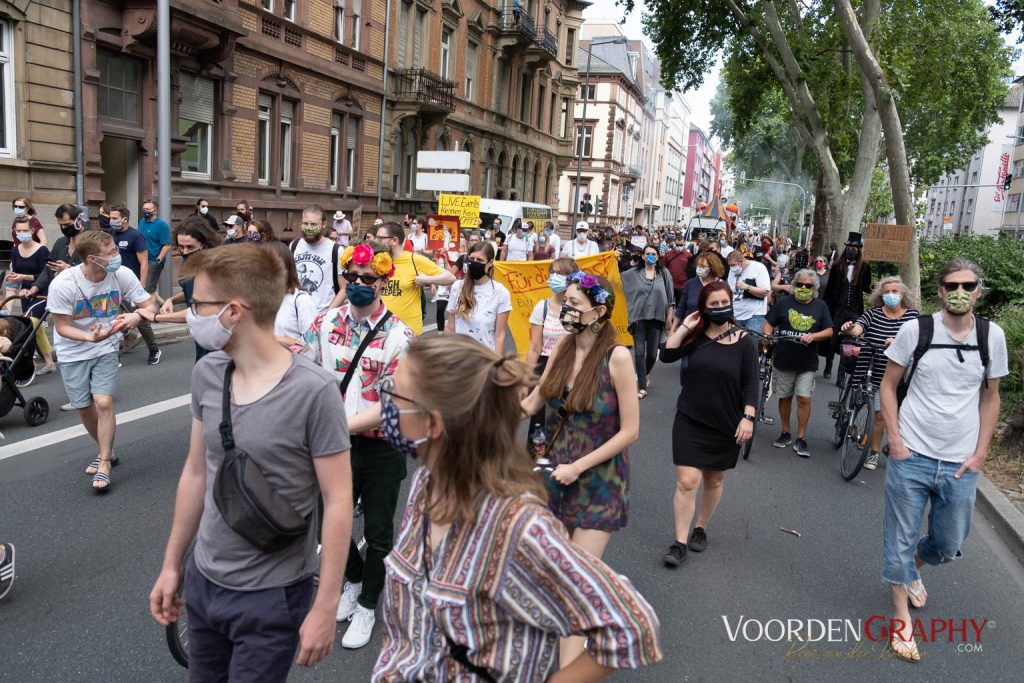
[881,451,979,585]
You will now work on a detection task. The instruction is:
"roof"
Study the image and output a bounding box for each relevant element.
[577,41,635,81]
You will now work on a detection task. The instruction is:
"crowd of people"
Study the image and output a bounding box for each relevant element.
[0,200,1009,676]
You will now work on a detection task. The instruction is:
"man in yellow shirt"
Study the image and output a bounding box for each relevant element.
[375,222,455,334]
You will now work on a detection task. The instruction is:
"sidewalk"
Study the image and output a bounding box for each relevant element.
[150,321,191,345]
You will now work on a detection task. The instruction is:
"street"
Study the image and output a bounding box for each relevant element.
[1,336,1023,682]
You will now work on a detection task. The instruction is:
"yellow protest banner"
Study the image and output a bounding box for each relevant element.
[492,251,633,360]
[438,194,480,229]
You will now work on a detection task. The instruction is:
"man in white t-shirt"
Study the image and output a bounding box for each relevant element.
[726,250,771,333]
[543,221,561,256]
[877,259,1008,662]
[333,210,353,246]
[501,223,535,261]
[291,205,341,312]
[561,221,600,259]
[46,230,157,492]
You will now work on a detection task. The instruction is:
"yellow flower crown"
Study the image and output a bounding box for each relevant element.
[341,243,395,277]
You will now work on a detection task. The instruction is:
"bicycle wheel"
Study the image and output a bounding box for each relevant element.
[840,397,874,481]
[830,378,852,450]
[165,581,189,668]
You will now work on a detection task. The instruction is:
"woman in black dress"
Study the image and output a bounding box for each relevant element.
[659,280,758,567]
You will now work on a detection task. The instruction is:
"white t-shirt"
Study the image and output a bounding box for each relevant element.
[547,232,562,256]
[886,312,1008,462]
[446,279,513,350]
[274,289,317,340]
[407,231,428,252]
[291,238,340,312]
[727,260,771,320]
[529,298,569,358]
[336,220,353,247]
[504,232,535,261]
[720,244,734,258]
[561,237,600,259]
[46,266,150,362]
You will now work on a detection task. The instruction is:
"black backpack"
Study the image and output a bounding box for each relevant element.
[897,314,990,406]
[290,239,341,295]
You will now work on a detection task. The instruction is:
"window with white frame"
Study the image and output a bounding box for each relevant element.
[178,73,215,178]
[465,41,477,100]
[346,118,358,191]
[575,125,592,157]
[257,94,272,185]
[0,19,15,157]
[351,0,362,49]
[330,113,342,190]
[284,0,295,20]
[559,97,569,138]
[280,99,294,187]
[261,0,274,11]
[335,1,345,43]
[440,27,452,80]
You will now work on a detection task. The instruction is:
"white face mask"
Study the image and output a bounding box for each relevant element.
[730,265,743,276]
[199,206,209,215]
[577,232,588,243]
[696,266,709,279]
[186,304,234,350]
[226,228,238,238]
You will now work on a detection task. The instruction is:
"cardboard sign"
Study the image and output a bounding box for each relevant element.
[862,223,913,264]
[438,194,480,229]
[492,251,633,360]
[425,215,459,250]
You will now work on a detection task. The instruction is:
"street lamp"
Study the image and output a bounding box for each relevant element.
[736,172,810,245]
[570,35,629,238]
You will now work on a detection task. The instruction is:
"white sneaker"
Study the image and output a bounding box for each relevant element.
[342,605,376,649]
[335,580,362,622]
[864,452,880,471]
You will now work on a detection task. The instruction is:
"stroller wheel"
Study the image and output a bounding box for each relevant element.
[14,365,36,389]
[24,397,49,427]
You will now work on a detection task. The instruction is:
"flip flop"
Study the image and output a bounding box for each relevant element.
[85,456,120,476]
[890,633,921,663]
[905,579,927,609]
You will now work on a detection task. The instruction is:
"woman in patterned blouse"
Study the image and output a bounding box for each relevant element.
[372,335,662,682]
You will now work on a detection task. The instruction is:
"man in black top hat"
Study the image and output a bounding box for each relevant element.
[822,231,872,382]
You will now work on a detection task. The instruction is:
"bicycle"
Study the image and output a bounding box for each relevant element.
[829,336,886,481]
[740,331,807,460]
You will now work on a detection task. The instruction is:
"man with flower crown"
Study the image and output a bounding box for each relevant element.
[292,240,415,650]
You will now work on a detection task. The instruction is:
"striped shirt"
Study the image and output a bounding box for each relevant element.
[853,306,920,387]
[373,467,663,681]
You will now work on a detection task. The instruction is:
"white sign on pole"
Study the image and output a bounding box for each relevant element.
[417,151,471,171]
[416,173,471,192]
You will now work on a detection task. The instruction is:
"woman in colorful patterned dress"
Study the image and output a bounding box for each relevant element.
[521,271,640,668]
[372,335,662,681]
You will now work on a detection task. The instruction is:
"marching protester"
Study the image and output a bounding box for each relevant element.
[106,205,162,364]
[10,196,47,245]
[245,218,277,244]
[501,221,535,261]
[763,270,833,458]
[374,222,455,335]
[663,237,691,306]
[823,231,871,382]
[222,215,247,244]
[404,218,428,254]
[290,205,342,313]
[659,282,758,566]
[543,220,562,255]
[621,245,674,399]
[8,215,57,380]
[46,230,158,491]
[294,240,414,650]
[878,259,1008,663]
[157,216,222,361]
[521,271,639,668]
[526,258,580,435]
[532,230,556,260]
[138,199,172,295]
[334,210,353,246]
[445,242,512,351]
[675,249,725,325]
[149,244,352,678]
[372,335,662,680]
[194,198,219,233]
[840,276,919,470]
[561,222,600,259]
[266,241,317,348]
[725,249,772,334]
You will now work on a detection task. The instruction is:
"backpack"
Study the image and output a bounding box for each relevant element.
[290,239,341,295]
[897,314,990,406]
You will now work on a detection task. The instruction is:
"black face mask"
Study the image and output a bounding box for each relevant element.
[845,246,859,261]
[60,224,80,239]
[707,306,734,325]
[466,261,487,281]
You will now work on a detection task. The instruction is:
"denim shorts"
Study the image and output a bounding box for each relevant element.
[740,315,766,335]
[58,352,120,409]
[881,451,979,585]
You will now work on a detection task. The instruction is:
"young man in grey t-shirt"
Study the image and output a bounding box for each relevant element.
[149,244,353,680]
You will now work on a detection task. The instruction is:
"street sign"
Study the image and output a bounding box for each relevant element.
[417,151,471,170]
[863,223,913,264]
[416,151,471,191]
[438,193,480,228]
[416,173,470,192]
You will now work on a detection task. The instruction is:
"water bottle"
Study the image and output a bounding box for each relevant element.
[530,427,553,474]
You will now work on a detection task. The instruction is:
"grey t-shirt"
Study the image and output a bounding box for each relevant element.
[190,351,350,590]
[886,312,1008,462]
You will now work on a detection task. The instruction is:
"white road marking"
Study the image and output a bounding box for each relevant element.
[0,394,191,461]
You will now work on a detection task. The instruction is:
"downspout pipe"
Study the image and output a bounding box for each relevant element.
[73,0,84,206]
[376,0,392,214]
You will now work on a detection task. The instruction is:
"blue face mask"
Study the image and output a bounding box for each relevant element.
[345,282,377,308]
[96,254,121,273]
[645,253,658,265]
[15,232,31,243]
[379,393,428,459]
[547,273,567,293]
[882,293,902,308]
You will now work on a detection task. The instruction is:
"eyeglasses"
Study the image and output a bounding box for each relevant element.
[341,271,384,286]
[941,281,979,293]
[375,234,391,241]
[188,299,250,315]
[379,380,427,414]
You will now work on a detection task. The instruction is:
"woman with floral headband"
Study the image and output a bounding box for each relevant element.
[445,242,512,351]
[521,270,639,669]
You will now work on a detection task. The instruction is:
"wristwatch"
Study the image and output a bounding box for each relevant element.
[743,413,756,422]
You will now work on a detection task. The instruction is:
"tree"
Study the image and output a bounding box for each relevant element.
[864,167,894,223]
[991,0,1024,41]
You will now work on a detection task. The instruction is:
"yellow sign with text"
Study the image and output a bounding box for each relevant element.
[492,251,633,360]
[438,194,480,229]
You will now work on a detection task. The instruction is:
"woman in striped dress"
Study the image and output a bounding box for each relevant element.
[373,335,662,682]
[841,276,919,471]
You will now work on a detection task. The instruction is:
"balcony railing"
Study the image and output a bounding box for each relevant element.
[392,68,455,112]
[499,9,536,40]
[539,27,557,56]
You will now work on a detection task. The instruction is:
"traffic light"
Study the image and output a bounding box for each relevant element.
[595,197,604,215]
[1004,173,1013,192]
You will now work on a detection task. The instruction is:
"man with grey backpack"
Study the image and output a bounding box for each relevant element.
[877,259,1008,663]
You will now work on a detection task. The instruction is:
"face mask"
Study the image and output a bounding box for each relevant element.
[882,293,902,308]
[60,224,79,239]
[226,228,238,238]
[199,206,209,215]
[706,305,733,325]
[180,248,202,261]
[794,288,813,304]
[696,267,709,279]
[815,261,826,270]
[345,282,377,308]
[943,288,973,315]
[559,304,594,334]
[142,210,154,219]
[576,233,588,243]
[466,260,487,281]
[546,227,554,234]
[645,254,657,266]
[379,394,428,459]
[302,228,322,241]
[547,273,567,293]
[13,207,25,217]
[237,211,251,222]
[730,265,743,276]
[94,254,122,273]
[110,220,124,231]
[186,304,234,351]
[246,232,262,244]
[846,247,859,261]
[15,232,31,243]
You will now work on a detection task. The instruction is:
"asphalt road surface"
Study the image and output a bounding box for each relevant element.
[2,336,1023,681]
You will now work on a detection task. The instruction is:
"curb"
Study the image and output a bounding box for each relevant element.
[151,323,191,345]
[976,474,1024,565]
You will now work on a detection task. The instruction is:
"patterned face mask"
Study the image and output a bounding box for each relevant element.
[379,389,429,459]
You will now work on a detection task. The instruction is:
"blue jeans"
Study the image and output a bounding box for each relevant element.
[881,452,979,585]
[740,315,766,335]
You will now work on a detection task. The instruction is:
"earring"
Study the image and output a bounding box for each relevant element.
[590,319,605,333]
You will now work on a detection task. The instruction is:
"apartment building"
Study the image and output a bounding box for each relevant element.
[681,124,715,223]
[655,90,691,230]
[1001,75,1024,237]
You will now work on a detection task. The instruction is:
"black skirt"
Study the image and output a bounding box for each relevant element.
[672,411,740,470]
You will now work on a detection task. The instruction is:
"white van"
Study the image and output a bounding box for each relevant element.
[478,198,554,233]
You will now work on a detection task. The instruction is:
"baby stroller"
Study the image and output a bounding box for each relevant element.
[0,297,50,427]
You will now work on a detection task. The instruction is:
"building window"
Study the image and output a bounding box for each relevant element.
[280,99,294,187]
[575,125,593,157]
[465,41,477,100]
[351,0,362,49]
[519,74,532,122]
[579,84,595,100]
[559,97,569,138]
[1008,193,1021,212]
[549,92,557,134]
[97,49,141,125]
[1015,159,1024,176]
[261,0,274,10]
[967,198,974,213]
[178,73,215,178]
[536,83,545,129]
[405,129,416,197]
[0,20,15,156]
[346,117,358,191]
[257,95,272,185]
[284,0,295,20]
[565,28,575,66]
[440,27,452,80]
[414,8,427,68]
[971,171,978,184]
[335,1,345,43]
[330,113,342,190]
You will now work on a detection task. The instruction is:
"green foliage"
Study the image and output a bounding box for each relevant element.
[990,0,1024,43]
[919,235,1024,315]
[992,303,1024,396]
[864,168,894,223]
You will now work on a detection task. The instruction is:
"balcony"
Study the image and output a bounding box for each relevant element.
[496,10,536,51]
[622,164,643,181]
[539,27,558,56]
[391,68,455,115]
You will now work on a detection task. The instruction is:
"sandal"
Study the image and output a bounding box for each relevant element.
[905,579,927,609]
[889,632,921,663]
[637,390,648,399]
[92,458,114,492]
[85,456,120,476]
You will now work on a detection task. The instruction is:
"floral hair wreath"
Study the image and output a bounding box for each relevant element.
[341,243,395,277]
[568,271,610,305]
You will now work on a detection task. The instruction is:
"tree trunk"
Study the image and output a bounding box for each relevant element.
[811,168,832,257]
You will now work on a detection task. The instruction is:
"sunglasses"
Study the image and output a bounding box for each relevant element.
[794,284,814,290]
[342,271,384,286]
[941,281,979,293]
